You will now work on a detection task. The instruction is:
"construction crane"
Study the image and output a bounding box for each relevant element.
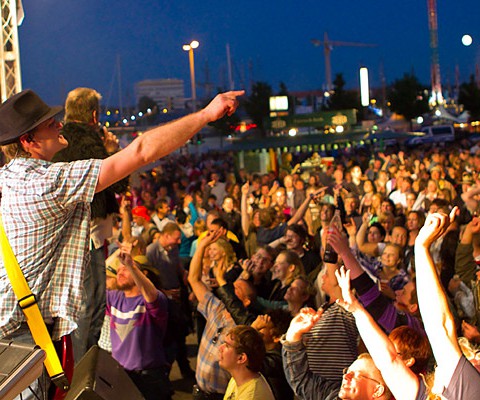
[311,32,376,92]
[0,0,23,102]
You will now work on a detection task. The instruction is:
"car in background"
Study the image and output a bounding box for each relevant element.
[406,125,455,146]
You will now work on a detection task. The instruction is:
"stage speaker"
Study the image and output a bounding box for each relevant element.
[0,339,46,400]
[65,346,143,400]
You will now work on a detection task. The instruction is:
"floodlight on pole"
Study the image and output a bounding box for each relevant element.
[183,40,199,111]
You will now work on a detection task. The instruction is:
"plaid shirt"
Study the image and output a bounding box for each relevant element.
[196,290,235,394]
[0,158,102,340]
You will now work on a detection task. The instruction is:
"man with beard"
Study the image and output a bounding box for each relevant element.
[106,246,170,400]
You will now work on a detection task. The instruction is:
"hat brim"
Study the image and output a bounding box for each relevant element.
[0,105,63,145]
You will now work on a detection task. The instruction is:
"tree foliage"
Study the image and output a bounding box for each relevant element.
[388,73,429,126]
[458,75,480,121]
[244,81,273,134]
[278,81,289,96]
[324,74,360,111]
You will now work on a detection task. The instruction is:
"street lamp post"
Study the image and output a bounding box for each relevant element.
[183,40,199,112]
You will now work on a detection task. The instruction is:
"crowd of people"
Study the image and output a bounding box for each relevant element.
[1,86,480,400]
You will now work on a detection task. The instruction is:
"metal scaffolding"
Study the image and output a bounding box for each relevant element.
[0,0,22,102]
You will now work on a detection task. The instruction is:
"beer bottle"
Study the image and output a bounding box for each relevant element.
[323,209,342,264]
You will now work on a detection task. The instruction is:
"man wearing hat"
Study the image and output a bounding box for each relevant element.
[106,247,170,399]
[0,89,242,353]
[131,205,159,245]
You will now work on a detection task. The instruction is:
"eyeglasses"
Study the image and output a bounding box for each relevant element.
[342,368,382,385]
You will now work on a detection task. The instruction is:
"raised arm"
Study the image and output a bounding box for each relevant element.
[455,217,480,285]
[335,267,419,400]
[414,209,462,386]
[119,196,132,243]
[241,182,251,237]
[461,185,480,215]
[282,309,342,399]
[288,188,323,226]
[328,224,365,279]
[119,242,158,303]
[356,213,379,257]
[188,228,225,301]
[215,261,257,326]
[96,91,243,193]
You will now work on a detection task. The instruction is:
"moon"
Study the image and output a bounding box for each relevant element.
[462,34,473,46]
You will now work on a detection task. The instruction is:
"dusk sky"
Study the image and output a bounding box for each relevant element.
[18,1,480,108]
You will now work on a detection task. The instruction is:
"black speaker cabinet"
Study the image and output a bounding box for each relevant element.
[0,339,46,400]
[65,346,144,400]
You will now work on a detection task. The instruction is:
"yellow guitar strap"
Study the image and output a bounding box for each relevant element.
[0,217,69,391]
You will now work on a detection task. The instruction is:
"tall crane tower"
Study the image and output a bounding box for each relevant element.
[0,0,23,102]
[311,32,376,92]
[427,0,443,106]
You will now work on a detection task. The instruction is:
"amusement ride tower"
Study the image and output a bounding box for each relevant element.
[427,0,444,106]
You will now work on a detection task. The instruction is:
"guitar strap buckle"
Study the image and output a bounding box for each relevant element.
[18,293,38,310]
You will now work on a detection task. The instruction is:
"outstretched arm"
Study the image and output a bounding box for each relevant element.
[414,209,462,386]
[336,267,419,400]
[97,91,244,193]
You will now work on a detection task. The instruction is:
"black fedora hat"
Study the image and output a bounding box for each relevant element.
[0,89,63,145]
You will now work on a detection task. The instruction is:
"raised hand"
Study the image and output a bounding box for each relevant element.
[344,218,357,238]
[119,239,137,267]
[335,266,362,313]
[241,258,254,274]
[241,181,250,196]
[251,314,272,332]
[212,258,228,286]
[470,216,480,235]
[183,194,193,207]
[101,128,120,153]
[362,212,371,225]
[199,227,226,248]
[285,307,323,342]
[416,207,457,248]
